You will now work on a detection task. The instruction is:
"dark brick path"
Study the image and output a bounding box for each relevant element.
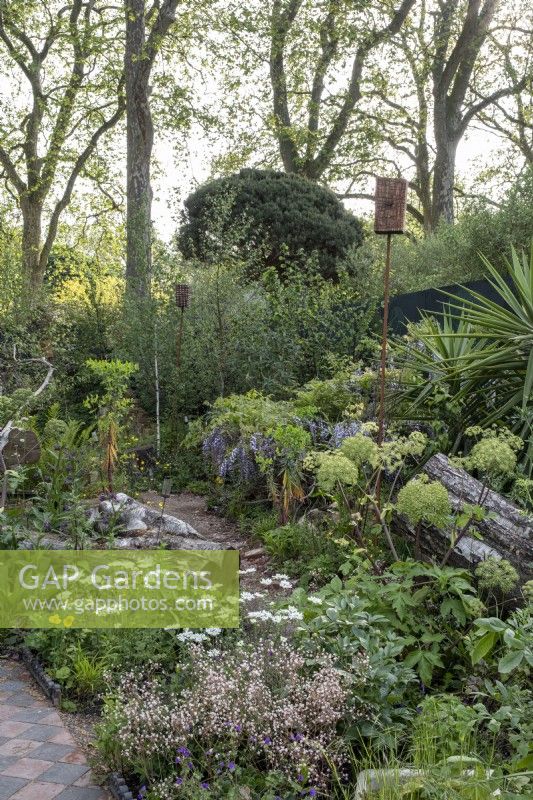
[0,660,109,800]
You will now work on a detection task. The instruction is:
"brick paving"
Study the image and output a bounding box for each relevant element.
[0,661,109,800]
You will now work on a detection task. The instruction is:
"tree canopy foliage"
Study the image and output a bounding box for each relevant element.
[178,169,364,280]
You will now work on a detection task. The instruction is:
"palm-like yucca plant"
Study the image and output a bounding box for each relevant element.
[395,243,533,470]
[395,309,483,415]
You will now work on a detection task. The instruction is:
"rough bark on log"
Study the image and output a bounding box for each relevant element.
[395,453,533,580]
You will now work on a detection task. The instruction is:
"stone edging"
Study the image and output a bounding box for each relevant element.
[108,771,134,800]
[18,645,62,707]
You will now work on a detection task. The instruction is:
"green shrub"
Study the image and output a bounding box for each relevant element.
[178,168,364,281]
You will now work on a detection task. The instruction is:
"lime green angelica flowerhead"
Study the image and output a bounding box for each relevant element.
[381,431,428,472]
[396,478,451,527]
[340,433,380,468]
[463,427,522,478]
[304,451,359,494]
[523,580,533,605]
[466,437,517,477]
[475,557,519,595]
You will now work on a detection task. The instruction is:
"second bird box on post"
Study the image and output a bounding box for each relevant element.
[374,177,408,234]
[175,283,191,310]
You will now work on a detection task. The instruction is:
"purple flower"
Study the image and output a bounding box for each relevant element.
[200,781,209,790]
[263,736,272,745]
[177,746,191,757]
[305,419,331,444]
[220,446,257,480]
[309,791,317,797]
[175,777,183,786]
[228,761,236,772]
[234,724,242,733]
[202,429,227,464]
[250,433,275,459]
[330,420,361,448]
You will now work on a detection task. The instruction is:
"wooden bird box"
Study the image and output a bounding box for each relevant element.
[374,177,408,234]
[175,283,191,309]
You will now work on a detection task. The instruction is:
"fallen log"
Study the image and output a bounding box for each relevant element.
[394,453,533,580]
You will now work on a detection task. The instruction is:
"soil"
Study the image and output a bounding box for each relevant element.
[140,491,283,597]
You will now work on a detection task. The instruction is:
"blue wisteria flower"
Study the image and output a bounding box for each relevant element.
[330,420,361,448]
[220,445,257,480]
[202,428,228,466]
[305,418,331,445]
[250,432,275,459]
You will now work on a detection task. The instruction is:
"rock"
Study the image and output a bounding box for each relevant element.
[19,538,65,550]
[95,493,219,549]
[2,428,41,469]
[123,517,148,534]
[114,534,220,550]
[86,508,100,527]
[244,547,266,559]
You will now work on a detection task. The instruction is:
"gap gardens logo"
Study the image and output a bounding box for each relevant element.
[0,550,239,629]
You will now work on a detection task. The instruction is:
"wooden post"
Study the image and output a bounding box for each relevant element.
[377,232,392,448]
[373,177,408,506]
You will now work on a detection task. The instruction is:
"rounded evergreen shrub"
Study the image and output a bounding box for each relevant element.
[178,168,364,281]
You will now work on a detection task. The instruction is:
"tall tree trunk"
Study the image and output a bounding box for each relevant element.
[432,137,458,226]
[20,197,44,294]
[431,95,460,226]
[125,0,153,299]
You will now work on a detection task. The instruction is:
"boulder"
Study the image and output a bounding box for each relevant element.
[94,492,220,549]
[2,428,41,469]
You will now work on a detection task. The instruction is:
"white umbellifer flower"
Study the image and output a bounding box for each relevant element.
[240,591,265,603]
[272,573,290,581]
[279,579,293,589]
[238,567,256,574]
[260,578,273,586]
[283,606,304,621]
[205,628,222,636]
[176,630,208,643]
[207,648,221,658]
[308,596,323,605]
[247,609,275,622]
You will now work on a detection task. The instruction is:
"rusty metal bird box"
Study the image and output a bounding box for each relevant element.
[175,283,191,309]
[374,177,408,234]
